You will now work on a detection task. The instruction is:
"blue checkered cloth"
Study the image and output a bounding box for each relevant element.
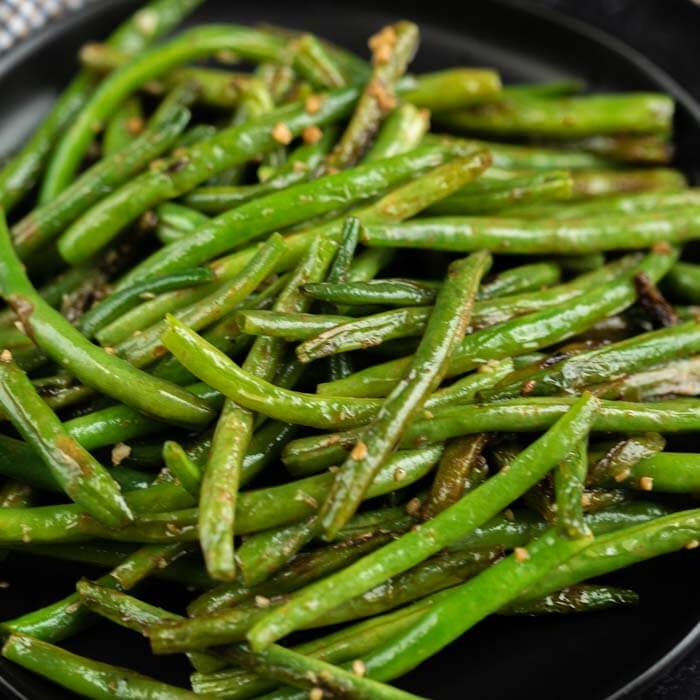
[0,0,93,53]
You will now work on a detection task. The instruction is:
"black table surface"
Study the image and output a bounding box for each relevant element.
[0,1,699,698]
[526,3,700,697]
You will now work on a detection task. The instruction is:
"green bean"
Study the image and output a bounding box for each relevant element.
[1,543,189,642]
[425,133,615,171]
[210,75,277,188]
[40,25,301,200]
[319,218,362,380]
[162,440,201,497]
[547,253,605,275]
[0,445,441,547]
[0,358,132,527]
[0,0,202,212]
[233,498,411,590]
[297,258,634,363]
[401,397,700,446]
[117,143,455,285]
[504,584,639,615]
[453,501,669,551]
[77,581,174,628]
[246,394,597,649]
[517,189,700,220]
[182,127,336,214]
[2,634,201,699]
[554,440,589,539]
[501,80,585,98]
[103,96,143,156]
[587,433,666,485]
[0,76,94,212]
[422,434,490,519]
[364,103,430,161]
[201,402,250,581]
[289,33,347,89]
[428,171,573,215]
[399,68,501,111]
[363,206,700,255]
[237,520,319,588]
[281,394,700,475]
[238,310,352,341]
[304,278,437,307]
[190,599,432,698]
[114,234,285,368]
[519,508,700,603]
[155,205,209,244]
[11,88,193,260]
[41,383,218,455]
[582,488,633,513]
[189,533,395,618]
[325,22,419,169]
[147,274,288,383]
[296,306,430,363]
[358,528,593,683]
[321,248,675,397]
[0,213,214,428]
[231,643,423,700]
[554,133,673,164]
[0,433,143,494]
[56,85,359,265]
[245,236,339,384]
[607,452,700,493]
[320,251,492,538]
[570,168,686,199]
[486,321,700,399]
[101,148,488,343]
[201,238,344,579]
[162,315,381,428]
[436,92,673,138]
[348,248,395,282]
[80,42,251,109]
[0,481,34,562]
[78,267,213,338]
[480,263,560,300]
[591,356,700,401]
[202,576,639,699]
[281,361,513,474]
[237,506,413,589]
[240,446,441,534]
[149,547,499,654]
[76,581,223,673]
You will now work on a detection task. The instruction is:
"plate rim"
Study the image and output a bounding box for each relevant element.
[0,2,698,698]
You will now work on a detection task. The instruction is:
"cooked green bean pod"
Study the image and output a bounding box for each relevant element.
[2,634,200,699]
[0,211,214,428]
[319,248,675,397]
[361,209,700,255]
[0,358,132,527]
[246,394,597,649]
[325,21,419,169]
[78,267,213,338]
[117,143,462,284]
[435,92,673,138]
[319,251,491,538]
[364,103,430,161]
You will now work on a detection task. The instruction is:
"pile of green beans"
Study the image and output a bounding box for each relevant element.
[0,6,698,700]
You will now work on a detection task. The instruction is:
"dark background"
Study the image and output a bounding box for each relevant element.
[525,4,700,696]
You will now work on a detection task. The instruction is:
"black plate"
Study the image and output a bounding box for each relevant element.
[0,1,699,698]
